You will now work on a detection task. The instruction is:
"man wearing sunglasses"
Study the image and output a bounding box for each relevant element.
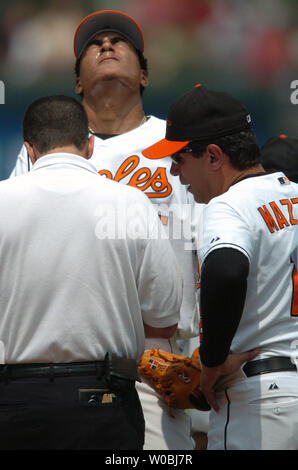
[143,84,298,450]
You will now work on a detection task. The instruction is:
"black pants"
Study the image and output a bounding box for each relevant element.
[0,374,144,450]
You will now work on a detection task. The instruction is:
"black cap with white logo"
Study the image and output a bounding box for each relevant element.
[143,84,252,159]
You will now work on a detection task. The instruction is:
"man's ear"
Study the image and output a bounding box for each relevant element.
[75,76,83,96]
[206,144,224,170]
[140,69,149,89]
[24,141,37,164]
[85,135,94,159]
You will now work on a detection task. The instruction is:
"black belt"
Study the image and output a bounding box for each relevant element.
[0,353,140,384]
[0,361,106,382]
[242,356,297,378]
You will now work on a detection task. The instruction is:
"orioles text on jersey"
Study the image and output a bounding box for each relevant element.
[98,155,172,198]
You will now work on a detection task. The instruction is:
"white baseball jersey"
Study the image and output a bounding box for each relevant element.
[199,172,298,358]
[0,153,182,364]
[10,116,200,339]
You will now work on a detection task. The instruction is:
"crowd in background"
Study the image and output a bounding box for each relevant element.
[0,0,297,179]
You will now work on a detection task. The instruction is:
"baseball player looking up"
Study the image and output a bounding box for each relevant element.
[9,10,202,450]
[0,95,181,450]
[143,84,298,450]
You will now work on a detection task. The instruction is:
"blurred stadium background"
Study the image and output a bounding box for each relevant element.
[0,0,297,180]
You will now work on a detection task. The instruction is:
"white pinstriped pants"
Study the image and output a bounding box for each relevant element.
[208,371,298,450]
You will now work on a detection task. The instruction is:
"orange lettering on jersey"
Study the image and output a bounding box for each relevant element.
[280,199,298,226]
[291,197,298,212]
[98,155,172,199]
[147,168,172,198]
[128,167,152,190]
[114,155,139,182]
[257,205,279,233]
[98,169,113,179]
[269,201,290,229]
[158,214,169,226]
[291,265,298,316]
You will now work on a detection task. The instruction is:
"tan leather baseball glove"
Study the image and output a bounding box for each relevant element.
[138,347,210,413]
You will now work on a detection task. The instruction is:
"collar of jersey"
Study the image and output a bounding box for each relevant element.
[230,171,267,187]
[31,152,98,175]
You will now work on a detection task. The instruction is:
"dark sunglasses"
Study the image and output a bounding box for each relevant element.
[171,147,193,164]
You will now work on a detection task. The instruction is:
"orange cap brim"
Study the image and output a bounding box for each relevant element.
[142,139,190,159]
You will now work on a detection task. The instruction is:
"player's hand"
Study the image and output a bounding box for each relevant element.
[200,348,260,412]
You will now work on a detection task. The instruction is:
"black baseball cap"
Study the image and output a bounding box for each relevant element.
[142,84,252,159]
[261,134,298,183]
[73,10,144,59]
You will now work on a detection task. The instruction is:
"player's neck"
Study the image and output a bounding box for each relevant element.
[82,88,145,135]
[225,164,265,190]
